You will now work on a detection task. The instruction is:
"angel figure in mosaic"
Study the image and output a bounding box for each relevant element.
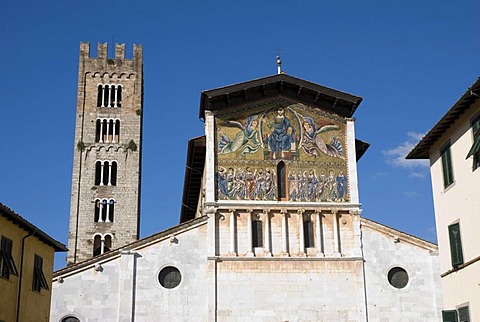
[301,117,344,159]
[218,115,261,155]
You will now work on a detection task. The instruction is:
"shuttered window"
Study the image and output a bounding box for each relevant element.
[252,220,263,248]
[442,310,458,322]
[1,236,18,279]
[32,254,49,292]
[458,306,470,322]
[441,143,454,188]
[467,115,480,170]
[448,223,463,267]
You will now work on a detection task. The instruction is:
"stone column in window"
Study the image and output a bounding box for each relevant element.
[107,85,112,107]
[228,209,236,256]
[263,209,272,257]
[113,85,118,108]
[246,209,254,257]
[105,120,110,143]
[106,201,111,222]
[107,162,112,186]
[102,200,108,222]
[281,209,289,257]
[101,85,106,107]
[332,209,341,257]
[112,120,116,143]
[100,236,105,254]
[96,200,102,223]
[100,161,105,186]
[99,119,104,143]
[298,209,306,256]
[315,211,324,257]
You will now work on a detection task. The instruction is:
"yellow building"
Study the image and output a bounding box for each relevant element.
[0,203,67,322]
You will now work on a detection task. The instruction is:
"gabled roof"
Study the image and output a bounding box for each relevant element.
[0,203,67,252]
[200,73,363,119]
[53,216,208,278]
[407,77,480,159]
[361,217,438,251]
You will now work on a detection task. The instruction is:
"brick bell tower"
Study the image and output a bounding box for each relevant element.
[67,42,143,265]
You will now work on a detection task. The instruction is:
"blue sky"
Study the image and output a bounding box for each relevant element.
[1,1,478,270]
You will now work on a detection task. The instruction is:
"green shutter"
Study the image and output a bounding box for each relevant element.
[472,115,480,133]
[458,306,470,322]
[448,223,464,267]
[442,310,458,322]
[466,138,480,159]
[441,144,454,188]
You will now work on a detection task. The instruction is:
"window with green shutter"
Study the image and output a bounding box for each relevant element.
[1,236,18,279]
[32,254,49,292]
[458,306,470,322]
[467,114,480,170]
[441,143,454,188]
[448,223,464,267]
[442,310,458,322]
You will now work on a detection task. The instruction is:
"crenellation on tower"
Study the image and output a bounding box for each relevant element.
[97,42,108,60]
[115,43,125,59]
[67,42,143,265]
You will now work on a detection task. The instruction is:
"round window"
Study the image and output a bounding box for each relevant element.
[158,266,181,289]
[61,316,80,322]
[387,267,409,289]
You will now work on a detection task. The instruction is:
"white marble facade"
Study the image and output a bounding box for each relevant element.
[50,213,441,321]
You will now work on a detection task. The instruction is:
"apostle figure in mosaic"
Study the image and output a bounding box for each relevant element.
[218,115,261,155]
[264,168,276,200]
[233,169,246,200]
[325,170,337,201]
[336,171,347,201]
[216,167,228,199]
[245,167,256,199]
[301,117,344,159]
[288,172,299,201]
[254,169,266,200]
[307,170,318,201]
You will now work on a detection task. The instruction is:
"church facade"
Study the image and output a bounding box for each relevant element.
[50,44,442,321]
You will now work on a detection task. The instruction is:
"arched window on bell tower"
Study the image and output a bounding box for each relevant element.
[277,161,287,201]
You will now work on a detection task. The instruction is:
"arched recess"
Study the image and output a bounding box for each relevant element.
[277,161,287,201]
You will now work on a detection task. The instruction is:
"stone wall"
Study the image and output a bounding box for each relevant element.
[67,42,143,264]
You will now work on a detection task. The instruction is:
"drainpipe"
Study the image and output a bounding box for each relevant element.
[15,230,35,322]
[73,73,87,264]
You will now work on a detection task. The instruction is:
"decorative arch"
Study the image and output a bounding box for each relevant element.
[277,161,287,201]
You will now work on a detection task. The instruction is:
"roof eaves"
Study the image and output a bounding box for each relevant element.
[361,216,438,250]
[406,77,480,159]
[0,203,67,252]
[199,74,362,119]
[53,216,208,278]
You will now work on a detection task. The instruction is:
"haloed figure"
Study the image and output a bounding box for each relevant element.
[268,108,295,154]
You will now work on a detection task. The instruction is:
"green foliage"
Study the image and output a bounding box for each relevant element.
[107,58,115,65]
[135,109,142,116]
[128,140,138,152]
[77,141,85,152]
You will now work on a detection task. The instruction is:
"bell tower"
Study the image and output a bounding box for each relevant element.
[67,42,143,264]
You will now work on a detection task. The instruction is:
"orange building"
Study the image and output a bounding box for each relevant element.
[0,203,67,322]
